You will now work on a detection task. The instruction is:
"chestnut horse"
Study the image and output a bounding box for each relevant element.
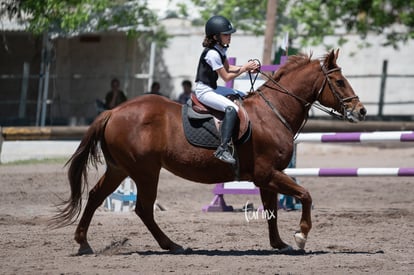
[54,50,366,255]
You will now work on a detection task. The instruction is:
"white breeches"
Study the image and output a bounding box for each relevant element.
[195,83,242,112]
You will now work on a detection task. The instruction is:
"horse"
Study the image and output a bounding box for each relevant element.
[53,49,366,255]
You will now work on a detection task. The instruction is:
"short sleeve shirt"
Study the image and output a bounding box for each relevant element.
[204,46,227,71]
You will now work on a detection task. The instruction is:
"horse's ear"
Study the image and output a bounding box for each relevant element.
[325,49,339,69]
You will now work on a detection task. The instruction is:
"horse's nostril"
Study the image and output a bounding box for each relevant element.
[360,107,367,116]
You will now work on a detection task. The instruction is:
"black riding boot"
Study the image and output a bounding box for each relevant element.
[214,106,238,165]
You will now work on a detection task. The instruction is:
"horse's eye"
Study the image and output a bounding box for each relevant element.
[336,79,345,88]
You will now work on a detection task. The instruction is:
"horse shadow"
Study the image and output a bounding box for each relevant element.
[116,248,384,257]
[93,238,384,257]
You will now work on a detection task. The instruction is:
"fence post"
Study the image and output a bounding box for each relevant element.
[36,32,47,126]
[378,60,388,118]
[19,62,30,119]
[147,42,156,91]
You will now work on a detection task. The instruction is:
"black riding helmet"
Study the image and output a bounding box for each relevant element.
[205,15,236,37]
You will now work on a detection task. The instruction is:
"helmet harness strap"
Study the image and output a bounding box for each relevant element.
[214,34,229,48]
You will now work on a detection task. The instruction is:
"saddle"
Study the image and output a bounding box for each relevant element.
[181,93,251,149]
[190,93,250,140]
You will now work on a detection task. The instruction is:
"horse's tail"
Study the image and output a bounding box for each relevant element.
[51,111,112,228]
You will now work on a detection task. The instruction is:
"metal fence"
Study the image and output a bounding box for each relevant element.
[345,60,414,119]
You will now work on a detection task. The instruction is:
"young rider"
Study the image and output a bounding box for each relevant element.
[194,15,259,165]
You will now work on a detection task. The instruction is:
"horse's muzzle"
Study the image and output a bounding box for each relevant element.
[345,102,367,122]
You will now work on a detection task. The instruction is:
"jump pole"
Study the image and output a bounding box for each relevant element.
[203,130,414,212]
[284,167,414,177]
[295,131,414,143]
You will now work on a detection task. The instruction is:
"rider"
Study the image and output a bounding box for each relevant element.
[194,15,259,165]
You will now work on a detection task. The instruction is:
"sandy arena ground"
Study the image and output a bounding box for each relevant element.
[0,143,413,274]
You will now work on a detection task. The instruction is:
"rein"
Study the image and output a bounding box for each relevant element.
[247,60,295,134]
[251,62,357,134]
[247,59,260,92]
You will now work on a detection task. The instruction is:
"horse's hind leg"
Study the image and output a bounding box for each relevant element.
[131,170,184,252]
[259,188,290,250]
[74,166,126,255]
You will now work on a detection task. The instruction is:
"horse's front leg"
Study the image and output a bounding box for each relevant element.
[259,188,290,250]
[262,170,312,250]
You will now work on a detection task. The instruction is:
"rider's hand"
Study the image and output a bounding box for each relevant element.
[243,60,259,73]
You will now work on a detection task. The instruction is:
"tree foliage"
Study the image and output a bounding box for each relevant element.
[0,0,167,44]
[187,0,414,49]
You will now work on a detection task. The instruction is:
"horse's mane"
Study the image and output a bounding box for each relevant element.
[273,52,313,81]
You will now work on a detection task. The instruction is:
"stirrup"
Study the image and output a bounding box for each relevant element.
[214,147,236,165]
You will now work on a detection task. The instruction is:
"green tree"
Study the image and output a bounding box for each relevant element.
[0,0,167,44]
[187,0,414,49]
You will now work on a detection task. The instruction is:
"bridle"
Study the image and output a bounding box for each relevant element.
[248,59,359,135]
[314,65,359,120]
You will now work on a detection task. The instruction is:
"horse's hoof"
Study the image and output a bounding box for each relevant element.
[294,232,307,250]
[77,246,94,256]
[172,246,192,254]
[169,244,187,254]
[278,245,294,253]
